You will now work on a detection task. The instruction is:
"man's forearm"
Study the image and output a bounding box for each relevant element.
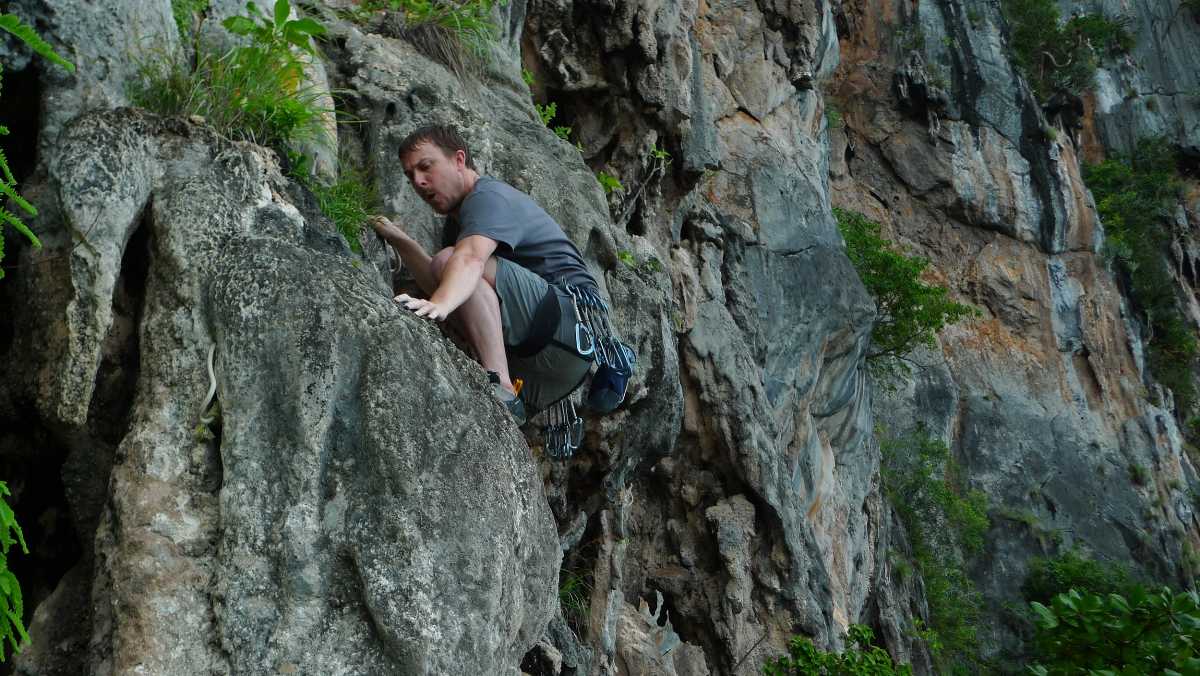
[429,249,485,315]
[385,234,438,296]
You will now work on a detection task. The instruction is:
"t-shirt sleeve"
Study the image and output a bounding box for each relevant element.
[456,187,522,251]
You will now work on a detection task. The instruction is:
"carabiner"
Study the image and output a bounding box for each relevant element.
[575,322,595,357]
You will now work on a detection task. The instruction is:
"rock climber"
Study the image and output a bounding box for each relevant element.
[369,124,598,425]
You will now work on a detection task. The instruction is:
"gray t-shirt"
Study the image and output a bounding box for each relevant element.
[444,177,597,289]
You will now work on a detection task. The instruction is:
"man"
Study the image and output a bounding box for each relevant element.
[369,125,597,425]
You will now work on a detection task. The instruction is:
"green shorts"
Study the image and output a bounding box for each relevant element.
[495,258,592,413]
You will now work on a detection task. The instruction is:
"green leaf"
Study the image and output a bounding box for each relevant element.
[222,15,257,35]
[0,178,36,216]
[273,0,290,28]
[0,207,41,248]
[287,17,325,36]
[1031,601,1059,628]
[0,14,75,72]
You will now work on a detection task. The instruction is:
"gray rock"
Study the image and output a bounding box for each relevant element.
[12,108,559,675]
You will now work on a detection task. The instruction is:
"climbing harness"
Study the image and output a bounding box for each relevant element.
[541,284,636,459]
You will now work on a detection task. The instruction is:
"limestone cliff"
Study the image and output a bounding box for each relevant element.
[0,0,1196,674]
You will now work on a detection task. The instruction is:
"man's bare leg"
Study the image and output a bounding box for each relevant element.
[430,250,514,393]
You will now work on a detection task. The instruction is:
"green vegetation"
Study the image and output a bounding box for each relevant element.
[289,152,379,253]
[826,103,844,130]
[596,171,624,195]
[834,208,976,378]
[171,0,210,38]
[535,102,556,126]
[1028,587,1200,674]
[521,68,535,88]
[0,18,71,655]
[649,143,671,165]
[1021,549,1134,606]
[764,624,913,675]
[1083,139,1194,410]
[1128,462,1149,485]
[996,507,1063,549]
[559,569,590,631]
[1001,0,1134,101]
[881,429,988,672]
[358,0,503,65]
[0,482,29,660]
[129,0,330,150]
[0,14,76,279]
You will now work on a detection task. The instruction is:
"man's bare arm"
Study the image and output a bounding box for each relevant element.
[426,235,498,317]
[368,215,438,295]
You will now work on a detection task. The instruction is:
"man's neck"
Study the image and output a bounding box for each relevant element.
[451,171,481,216]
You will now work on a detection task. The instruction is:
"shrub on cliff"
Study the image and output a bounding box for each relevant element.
[287,151,379,254]
[834,208,975,379]
[129,0,329,150]
[1021,549,1136,606]
[880,428,989,673]
[350,0,505,78]
[1001,0,1134,101]
[1083,138,1194,410]
[764,624,912,675]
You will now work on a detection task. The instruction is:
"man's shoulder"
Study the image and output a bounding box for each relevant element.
[469,176,531,203]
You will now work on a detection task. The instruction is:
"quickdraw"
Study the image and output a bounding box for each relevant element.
[542,284,637,459]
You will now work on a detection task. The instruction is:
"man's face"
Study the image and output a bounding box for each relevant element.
[401,142,470,215]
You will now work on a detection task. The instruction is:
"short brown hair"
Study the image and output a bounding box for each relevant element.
[398,125,476,170]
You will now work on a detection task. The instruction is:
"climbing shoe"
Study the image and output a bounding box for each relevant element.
[488,371,527,426]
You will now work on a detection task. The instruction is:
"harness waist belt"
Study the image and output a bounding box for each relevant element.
[509,285,562,358]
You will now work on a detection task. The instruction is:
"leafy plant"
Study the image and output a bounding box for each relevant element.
[1027,587,1200,674]
[835,208,976,378]
[221,0,326,53]
[1128,462,1149,485]
[1084,139,1193,411]
[826,103,844,130]
[650,143,671,164]
[553,125,572,141]
[0,18,70,653]
[357,0,504,74]
[521,68,535,87]
[1022,549,1135,606]
[559,569,591,631]
[129,0,330,150]
[0,481,29,661]
[596,171,624,194]
[171,0,210,38]
[763,624,913,675]
[535,101,557,126]
[290,152,379,253]
[1001,0,1134,101]
[881,428,988,672]
[1,13,75,278]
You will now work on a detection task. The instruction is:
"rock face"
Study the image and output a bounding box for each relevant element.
[830,0,1200,664]
[3,0,1199,674]
[5,108,558,675]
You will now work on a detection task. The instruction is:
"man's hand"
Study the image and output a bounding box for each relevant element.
[369,215,409,243]
[394,293,449,321]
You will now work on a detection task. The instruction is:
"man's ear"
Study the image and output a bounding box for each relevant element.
[455,149,468,169]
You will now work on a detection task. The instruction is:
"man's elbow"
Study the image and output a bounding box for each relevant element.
[453,248,489,277]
